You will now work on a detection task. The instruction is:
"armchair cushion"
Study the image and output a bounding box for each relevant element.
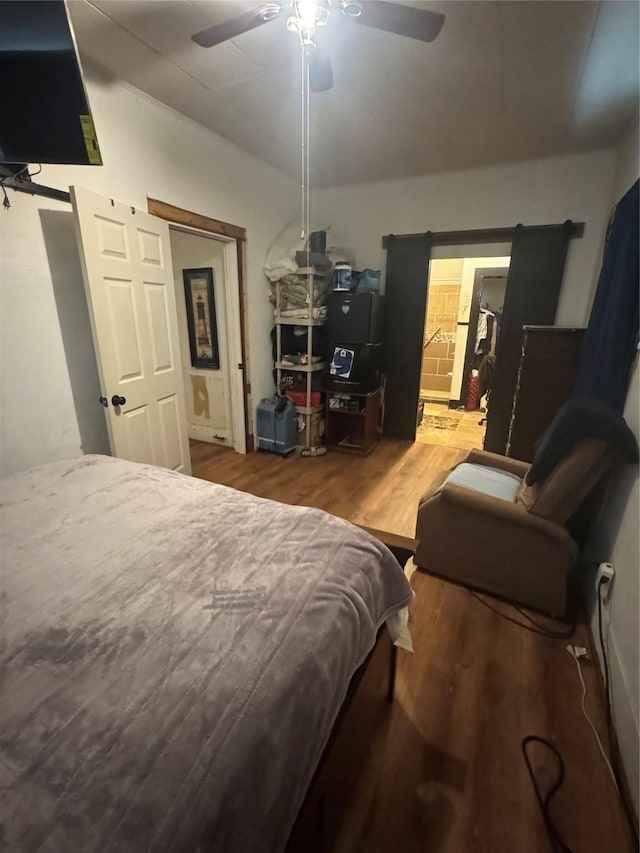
[443,463,522,502]
[464,448,530,478]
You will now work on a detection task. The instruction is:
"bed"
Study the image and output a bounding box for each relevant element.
[0,455,412,852]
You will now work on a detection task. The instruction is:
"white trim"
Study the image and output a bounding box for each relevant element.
[188,423,232,447]
[167,223,247,455]
[221,239,247,454]
[608,629,639,818]
[450,256,511,400]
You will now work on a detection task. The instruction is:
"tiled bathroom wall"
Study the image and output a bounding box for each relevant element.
[421,259,463,399]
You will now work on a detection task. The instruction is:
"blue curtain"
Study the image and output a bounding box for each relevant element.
[574,180,639,412]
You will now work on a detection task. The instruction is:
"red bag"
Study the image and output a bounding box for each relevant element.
[286,391,322,408]
[466,375,480,411]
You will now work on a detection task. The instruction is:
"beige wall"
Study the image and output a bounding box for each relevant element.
[0,63,298,475]
[421,259,463,398]
[586,119,640,821]
[315,150,617,328]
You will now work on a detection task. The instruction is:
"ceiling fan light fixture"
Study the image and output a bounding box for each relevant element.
[296,0,320,30]
[341,1,363,19]
[287,16,313,45]
[258,3,282,22]
[288,0,329,45]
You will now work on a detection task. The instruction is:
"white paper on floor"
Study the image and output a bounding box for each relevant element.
[386,556,418,653]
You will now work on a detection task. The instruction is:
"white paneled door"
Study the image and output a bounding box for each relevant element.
[71,186,191,474]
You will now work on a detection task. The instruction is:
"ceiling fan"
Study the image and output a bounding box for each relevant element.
[191,1,445,92]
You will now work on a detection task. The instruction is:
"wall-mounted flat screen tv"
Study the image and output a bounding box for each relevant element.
[0,0,102,166]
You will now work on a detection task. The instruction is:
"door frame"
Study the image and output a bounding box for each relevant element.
[456,261,510,408]
[147,198,252,453]
[382,222,585,442]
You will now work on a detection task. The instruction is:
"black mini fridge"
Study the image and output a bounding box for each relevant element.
[327,292,384,345]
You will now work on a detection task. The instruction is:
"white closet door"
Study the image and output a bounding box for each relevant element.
[71,185,191,474]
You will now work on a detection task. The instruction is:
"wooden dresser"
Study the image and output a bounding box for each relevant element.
[506,326,585,462]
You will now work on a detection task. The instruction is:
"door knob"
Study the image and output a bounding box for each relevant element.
[99,396,108,407]
[111,395,126,407]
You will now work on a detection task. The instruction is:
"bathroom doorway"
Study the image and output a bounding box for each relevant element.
[416,255,510,450]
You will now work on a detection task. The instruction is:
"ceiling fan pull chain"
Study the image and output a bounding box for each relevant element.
[299,39,311,265]
[300,39,306,245]
[305,45,311,256]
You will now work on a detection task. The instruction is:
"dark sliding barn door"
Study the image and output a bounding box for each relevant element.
[484,222,573,455]
[382,235,432,440]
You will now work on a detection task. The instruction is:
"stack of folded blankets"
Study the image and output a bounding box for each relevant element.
[270,271,330,320]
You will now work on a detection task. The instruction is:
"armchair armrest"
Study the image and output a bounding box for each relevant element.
[466,449,530,479]
[415,482,575,617]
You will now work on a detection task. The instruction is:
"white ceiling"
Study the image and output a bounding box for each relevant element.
[69,0,640,187]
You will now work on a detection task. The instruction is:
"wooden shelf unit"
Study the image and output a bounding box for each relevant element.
[325,387,381,456]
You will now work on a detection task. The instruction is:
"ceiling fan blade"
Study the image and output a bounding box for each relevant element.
[308,46,334,92]
[343,1,445,43]
[192,3,283,48]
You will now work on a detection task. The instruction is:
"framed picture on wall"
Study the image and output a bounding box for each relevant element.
[183,267,220,370]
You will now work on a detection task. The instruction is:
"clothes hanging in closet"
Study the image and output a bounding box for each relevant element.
[475,308,495,355]
[478,353,496,398]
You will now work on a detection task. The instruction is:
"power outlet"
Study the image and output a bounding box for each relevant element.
[566,644,589,661]
[596,562,615,605]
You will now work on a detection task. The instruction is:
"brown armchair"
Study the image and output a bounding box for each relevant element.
[415,440,617,618]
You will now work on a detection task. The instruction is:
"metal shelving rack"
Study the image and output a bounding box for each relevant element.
[275,267,327,450]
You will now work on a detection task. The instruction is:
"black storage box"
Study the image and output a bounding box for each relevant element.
[327,292,384,345]
[326,342,383,392]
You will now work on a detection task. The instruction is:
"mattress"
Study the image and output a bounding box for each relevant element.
[0,455,412,853]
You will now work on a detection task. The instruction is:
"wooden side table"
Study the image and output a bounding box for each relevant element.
[325,387,381,456]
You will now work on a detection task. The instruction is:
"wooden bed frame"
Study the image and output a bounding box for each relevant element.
[286,629,398,851]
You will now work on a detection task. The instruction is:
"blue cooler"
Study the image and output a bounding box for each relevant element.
[257,396,297,455]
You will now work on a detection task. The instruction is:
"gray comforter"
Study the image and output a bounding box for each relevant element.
[0,455,412,853]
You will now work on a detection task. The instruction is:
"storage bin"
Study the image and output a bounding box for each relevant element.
[280,371,324,392]
[286,390,322,408]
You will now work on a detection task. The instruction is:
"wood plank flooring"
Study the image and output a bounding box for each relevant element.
[191,440,635,853]
[190,438,463,543]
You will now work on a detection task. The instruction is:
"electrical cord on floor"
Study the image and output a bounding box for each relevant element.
[521,736,574,853]
[595,578,640,844]
[469,583,637,845]
[468,589,575,639]
[566,645,618,790]
[596,579,612,730]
